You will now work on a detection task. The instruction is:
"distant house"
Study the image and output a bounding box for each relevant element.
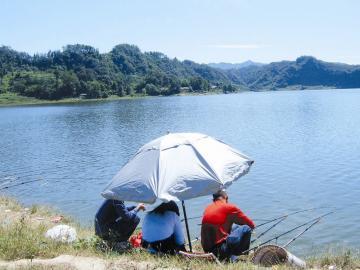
[180,87,190,92]
[79,93,87,99]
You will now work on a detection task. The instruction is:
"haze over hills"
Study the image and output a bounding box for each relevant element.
[208,60,265,70]
[1,44,360,100]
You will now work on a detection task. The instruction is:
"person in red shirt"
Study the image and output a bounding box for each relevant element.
[201,190,255,261]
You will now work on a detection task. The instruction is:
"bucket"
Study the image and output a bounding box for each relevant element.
[252,244,306,268]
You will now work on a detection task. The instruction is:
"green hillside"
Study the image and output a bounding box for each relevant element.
[1,45,360,101]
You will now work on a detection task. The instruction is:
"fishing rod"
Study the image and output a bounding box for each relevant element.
[251,216,287,244]
[0,178,43,191]
[181,215,272,223]
[185,237,201,246]
[251,207,330,242]
[181,216,202,222]
[187,211,332,246]
[184,207,326,225]
[242,210,334,254]
[256,207,328,228]
[282,218,321,248]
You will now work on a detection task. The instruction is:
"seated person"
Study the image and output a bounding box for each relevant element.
[201,190,255,261]
[95,199,145,243]
[142,201,186,254]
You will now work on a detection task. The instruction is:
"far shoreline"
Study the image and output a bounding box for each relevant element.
[0,90,226,108]
[1,86,359,108]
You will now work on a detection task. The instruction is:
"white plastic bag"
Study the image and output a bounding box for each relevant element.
[45,225,77,243]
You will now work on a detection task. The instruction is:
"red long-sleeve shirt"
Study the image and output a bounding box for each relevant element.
[201,200,255,252]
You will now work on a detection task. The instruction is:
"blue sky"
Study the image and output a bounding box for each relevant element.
[1,0,359,64]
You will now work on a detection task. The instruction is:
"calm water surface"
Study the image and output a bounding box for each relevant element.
[1,89,359,255]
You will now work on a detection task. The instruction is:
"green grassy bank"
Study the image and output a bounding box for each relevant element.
[0,196,359,270]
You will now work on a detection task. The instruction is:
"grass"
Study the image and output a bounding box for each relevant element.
[0,196,359,269]
[0,92,44,106]
[0,196,100,261]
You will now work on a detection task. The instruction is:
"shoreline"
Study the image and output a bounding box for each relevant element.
[0,86,349,107]
[0,91,226,108]
[0,93,147,108]
[0,196,359,270]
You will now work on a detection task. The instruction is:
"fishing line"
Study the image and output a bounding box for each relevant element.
[0,176,19,184]
[0,178,43,191]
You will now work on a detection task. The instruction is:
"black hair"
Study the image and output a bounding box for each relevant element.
[213,190,228,202]
[151,201,180,216]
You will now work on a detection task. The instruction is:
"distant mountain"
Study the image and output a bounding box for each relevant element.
[226,56,360,90]
[208,60,265,70]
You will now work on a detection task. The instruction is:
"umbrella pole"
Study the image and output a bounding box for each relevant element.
[181,200,193,252]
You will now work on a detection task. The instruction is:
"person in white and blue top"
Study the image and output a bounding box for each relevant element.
[142,201,186,254]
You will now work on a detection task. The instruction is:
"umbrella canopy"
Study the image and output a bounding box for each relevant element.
[102,133,254,203]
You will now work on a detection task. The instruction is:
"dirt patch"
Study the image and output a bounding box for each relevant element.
[0,255,179,270]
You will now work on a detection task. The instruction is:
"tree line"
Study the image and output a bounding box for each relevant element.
[0,44,236,100]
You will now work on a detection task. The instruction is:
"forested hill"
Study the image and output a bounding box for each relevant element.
[0,44,228,100]
[1,44,360,100]
[226,56,360,90]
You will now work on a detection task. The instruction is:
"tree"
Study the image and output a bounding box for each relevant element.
[167,76,181,95]
[222,84,236,93]
[189,76,210,92]
[58,71,80,97]
[145,83,160,96]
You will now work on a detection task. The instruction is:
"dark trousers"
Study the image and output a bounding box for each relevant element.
[142,234,186,255]
[95,218,139,242]
[213,224,252,260]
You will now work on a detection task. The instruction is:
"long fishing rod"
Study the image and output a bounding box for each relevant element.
[183,207,327,224]
[256,207,327,228]
[181,216,202,222]
[242,210,334,254]
[188,211,331,246]
[282,218,321,248]
[0,179,43,190]
[181,215,272,223]
[251,216,287,244]
[251,207,329,242]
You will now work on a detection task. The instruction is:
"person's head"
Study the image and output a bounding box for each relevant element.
[151,201,180,216]
[213,190,228,203]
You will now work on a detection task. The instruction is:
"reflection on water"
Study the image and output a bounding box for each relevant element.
[1,89,360,255]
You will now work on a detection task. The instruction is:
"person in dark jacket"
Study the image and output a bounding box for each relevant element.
[95,199,145,242]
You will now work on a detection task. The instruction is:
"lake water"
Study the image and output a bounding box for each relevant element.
[1,89,359,255]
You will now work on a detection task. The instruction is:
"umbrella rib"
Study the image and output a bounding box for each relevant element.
[189,144,223,185]
[155,148,161,198]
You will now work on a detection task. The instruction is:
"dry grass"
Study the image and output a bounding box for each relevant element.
[0,196,359,270]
